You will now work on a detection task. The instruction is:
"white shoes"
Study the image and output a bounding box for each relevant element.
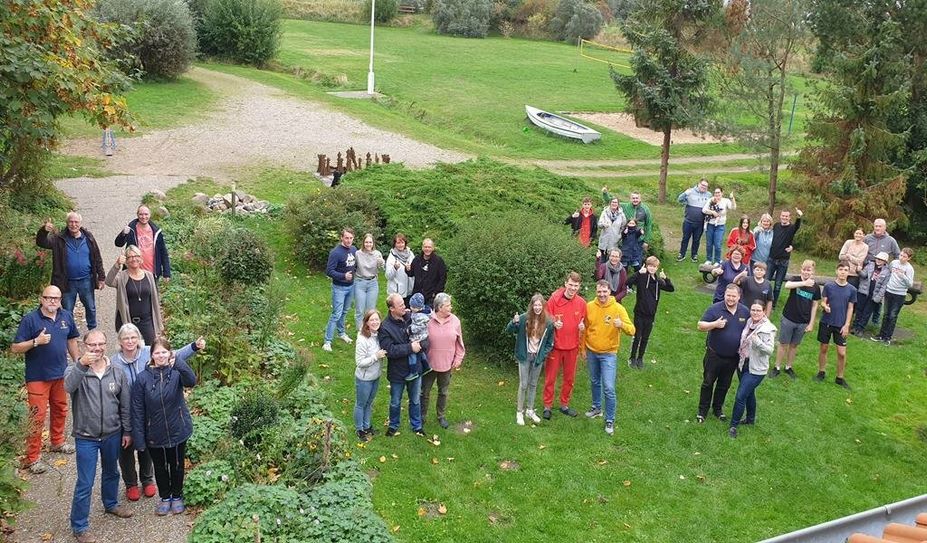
[703,260,713,267]
[322,342,332,352]
[339,333,353,344]
[525,410,541,424]
[516,412,525,426]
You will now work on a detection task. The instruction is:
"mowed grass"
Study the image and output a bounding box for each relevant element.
[164,165,927,543]
[58,76,218,138]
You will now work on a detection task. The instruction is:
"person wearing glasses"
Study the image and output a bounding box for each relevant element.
[105,245,164,345]
[11,286,81,474]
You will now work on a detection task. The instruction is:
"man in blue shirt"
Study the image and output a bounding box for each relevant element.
[322,228,357,352]
[695,283,750,423]
[11,286,81,473]
[814,261,857,390]
[36,212,105,330]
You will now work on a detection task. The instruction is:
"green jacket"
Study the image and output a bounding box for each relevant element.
[602,189,654,244]
[505,312,555,366]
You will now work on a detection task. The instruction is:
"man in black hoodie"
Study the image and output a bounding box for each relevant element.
[767,208,803,306]
[410,238,447,307]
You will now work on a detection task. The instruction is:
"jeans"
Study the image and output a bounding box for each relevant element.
[705,223,726,263]
[388,377,422,431]
[878,292,906,340]
[353,277,379,332]
[587,352,618,422]
[149,441,186,500]
[354,378,379,431]
[517,359,545,412]
[421,370,451,421]
[119,447,154,487]
[679,220,704,258]
[731,370,765,426]
[324,283,354,342]
[71,434,121,534]
[852,291,878,331]
[698,349,738,417]
[25,379,68,465]
[61,277,97,329]
[767,258,791,305]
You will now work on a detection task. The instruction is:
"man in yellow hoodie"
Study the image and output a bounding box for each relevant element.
[582,280,636,435]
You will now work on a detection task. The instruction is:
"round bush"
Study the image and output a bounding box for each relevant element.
[445,212,594,358]
[432,0,492,38]
[229,392,279,445]
[284,187,383,271]
[550,0,604,42]
[96,0,197,79]
[364,0,399,23]
[217,229,273,285]
[199,0,283,66]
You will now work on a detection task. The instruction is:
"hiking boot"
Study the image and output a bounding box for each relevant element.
[322,342,332,352]
[525,410,541,424]
[813,371,826,382]
[676,254,685,262]
[49,442,75,454]
[438,417,449,429]
[74,531,97,543]
[585,407,602,419]
[835,377,851,390]
[516,412,525,426]
[385,427,398,437]
[26,460,47,474]
[126,485,141,501]
[784,367,797,380]
[542,408,552,420]
[769,367,781,378]
[105,505,132,518]
[559,406,578,417]
[604,421,614,435]
[728,427,737,439]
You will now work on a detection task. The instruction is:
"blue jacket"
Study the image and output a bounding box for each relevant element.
[379,312,428,382]
[115,219,171,279]
[112,342,197,388]
[131,357,197,449]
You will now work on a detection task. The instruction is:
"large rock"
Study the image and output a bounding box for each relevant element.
[191,193,210,206]
[148,189,167,201]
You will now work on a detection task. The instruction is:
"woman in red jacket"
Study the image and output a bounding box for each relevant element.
[727,215,756,266]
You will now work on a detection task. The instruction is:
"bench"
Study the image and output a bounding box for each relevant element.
[697,264,923,305]
[398,4,417,13]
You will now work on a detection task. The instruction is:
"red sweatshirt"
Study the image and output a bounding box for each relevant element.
[546,287,587,351]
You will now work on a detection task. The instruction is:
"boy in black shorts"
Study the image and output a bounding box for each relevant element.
[814,261,857,389]
[771,259,820,379]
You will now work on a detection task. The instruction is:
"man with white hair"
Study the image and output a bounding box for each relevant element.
[36,212,105,330]
[862,218,900,325]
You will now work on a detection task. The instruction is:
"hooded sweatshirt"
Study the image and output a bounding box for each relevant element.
[627,270,675,318]
[738,318,777,375]
[65,360,132,440]
[546,288,587,351]
[582,297,635,354]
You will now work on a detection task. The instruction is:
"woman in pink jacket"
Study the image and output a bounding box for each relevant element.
[423,292,466,430]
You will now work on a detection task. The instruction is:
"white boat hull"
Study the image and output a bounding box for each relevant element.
[525,105,601,144]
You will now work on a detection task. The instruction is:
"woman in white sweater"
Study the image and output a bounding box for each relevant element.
[729,301,776,438]
[354,309,386,441]
[385,233,415,302]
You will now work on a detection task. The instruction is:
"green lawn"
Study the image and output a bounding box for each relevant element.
[164,166,927,543]
[58,75,218,138]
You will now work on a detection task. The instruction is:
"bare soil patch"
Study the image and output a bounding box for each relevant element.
[570,112,726,145]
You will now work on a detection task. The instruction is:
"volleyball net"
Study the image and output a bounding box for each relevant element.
[578,39,633,69]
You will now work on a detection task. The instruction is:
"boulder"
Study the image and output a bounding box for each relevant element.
[157,206,169,218]
[149,189,167,201]
[191,193,210,206]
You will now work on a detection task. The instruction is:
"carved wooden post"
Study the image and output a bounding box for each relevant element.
[322,158,332,176]
[336,152,344,173]
[383,154,390,164]
[375,153,380,164]
[366,152,372,167]
[317,154,326,174]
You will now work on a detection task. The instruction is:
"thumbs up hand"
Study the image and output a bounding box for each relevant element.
[35,327,51,346]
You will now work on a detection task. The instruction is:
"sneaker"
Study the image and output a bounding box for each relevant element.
[559,406,578,417]
[585,407,603,418]
[385,428,398,437]
[635,358,645,369]
[813,371,826,382]
[882,338,892,346]
[156,499,171,516]
[74,531,98,543]
[356,430,370,441]
[784,367,797,380]
[322,342,332,352]
[737,419,754,426]
[105,505,132,518]
[604,421,614,435]
[26,460,47,474]
[339,333,353,344]
[713,262,721,267]
[691,256,699,263]
[49,442,75,454]
[171,498,185,515]
[870,335,883,342]
[363,427,378,437]
[542,408,552,420]
[728,427,737,439]
[438,417,449,429]
[126,485,141,501]
[628,358,635,369]
[676,254,685,262]
[143,483,157,498]
[703,260,713,267]
[525,410,541,424]
[835,377,851,390]
[769,367,780,378]
[516,412,525,426]
[404,372,419,382]
[714,412,727,421]
[695,415,705,424]
[413,429,426,437]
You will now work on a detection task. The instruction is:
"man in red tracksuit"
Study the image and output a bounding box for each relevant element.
[542,271,587,420]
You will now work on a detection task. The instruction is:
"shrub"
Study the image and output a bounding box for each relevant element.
[284,187,383,271]
[199,0,283,66]
[432,0,492,38]
[281,0,365,22]
[217,229,273,285]
[446,213,594,357]
[187,415,227,463]
[364,0,398,23]
[229,392,280,445]
[185,459,237,507]
[96,0,197,79]
[0,247,49,300]
[549,0,604,42]
[188,379,242,420]
[0,356,28,517]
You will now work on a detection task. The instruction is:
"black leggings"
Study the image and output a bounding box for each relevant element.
[149,441,186,500]
[630,315,654,360]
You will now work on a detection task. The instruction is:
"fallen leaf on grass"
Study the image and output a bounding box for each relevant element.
[679,475,686,480]
[696,474,706,483]
[437,504,447,515]
[391,525,400,533]
[391,454,398,459]
[596,459,608,465]
[538,444,546,450]
[497,381,506,386]
[623,480,632,487]
[417,507,427,517]
[431,458,439,465]
[379,456,387,463]
[624,523,632,529]
[846,398,853,404]
[683,389,691,394]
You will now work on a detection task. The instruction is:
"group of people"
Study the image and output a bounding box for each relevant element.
[13,208,204,543]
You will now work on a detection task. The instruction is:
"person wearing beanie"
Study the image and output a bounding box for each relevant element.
[406,293,432,381]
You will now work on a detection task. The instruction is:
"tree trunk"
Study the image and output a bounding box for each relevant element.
[659,127,671,203]
[767,62,789,214]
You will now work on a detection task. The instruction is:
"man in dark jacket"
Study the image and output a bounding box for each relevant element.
[36,212,105,330]
[65,330,133,542]
[410,238,447,307]
[379,293,426,437]
[114,205,171,280]
[767,208,803,306]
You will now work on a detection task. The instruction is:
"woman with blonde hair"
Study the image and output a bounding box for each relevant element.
[106,245,162,345]
[505,294,555,426]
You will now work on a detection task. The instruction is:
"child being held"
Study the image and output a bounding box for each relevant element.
[407,293,432,381]
[621,219,645,270]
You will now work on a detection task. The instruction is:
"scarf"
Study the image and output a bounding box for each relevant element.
[604,260,624,293]
[604,206,622,224]
[738,317,767,368]
[390,247,412,265]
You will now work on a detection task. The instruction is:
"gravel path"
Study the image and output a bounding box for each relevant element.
[15,67,467,543]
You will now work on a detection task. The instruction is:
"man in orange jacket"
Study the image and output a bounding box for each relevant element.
[542,272,587,420]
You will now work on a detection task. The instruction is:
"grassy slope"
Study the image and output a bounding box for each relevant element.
[164,165,927,543]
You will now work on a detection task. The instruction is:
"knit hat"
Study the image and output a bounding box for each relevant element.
[875,252,890,262]
[409,293,425,310]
